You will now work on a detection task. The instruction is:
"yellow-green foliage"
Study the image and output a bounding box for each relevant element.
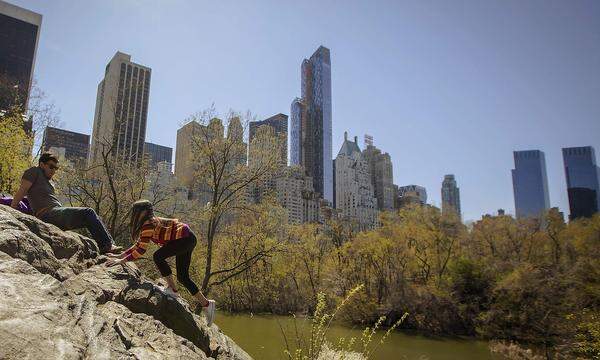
[572,309,600,358]
[202,204,599,357]
[0,109,32,193]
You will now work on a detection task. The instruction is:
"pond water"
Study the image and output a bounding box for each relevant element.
[217,313,498,360]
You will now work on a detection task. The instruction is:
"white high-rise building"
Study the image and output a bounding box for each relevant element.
[334,132,377,229]
[89,51,151,166]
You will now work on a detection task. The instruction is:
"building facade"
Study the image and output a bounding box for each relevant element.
[334,132,377,230]
[89,52,151,166]
[249,124,287,169]
[174,118,224,201]
[290,46,333,202]
[289,98,304,166]
[275,166,320,224]
[227,116,246,167]
[175,121,202,188]
[441,174,462,219]
[42,126,89,167]
[562,146,600,220]
[144,142,172,169]
[248,166,321,225]
[511,150,550,219]
[0,0,42,112]
[249,113,288,165]
[395,184,428,208]
[362,135,394,210]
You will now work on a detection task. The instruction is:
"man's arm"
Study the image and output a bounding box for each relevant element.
[11,178,33,209]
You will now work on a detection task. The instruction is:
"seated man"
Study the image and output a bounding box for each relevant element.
[11,152,121,254]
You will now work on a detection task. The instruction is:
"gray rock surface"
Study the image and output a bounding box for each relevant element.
[0,205,252,360]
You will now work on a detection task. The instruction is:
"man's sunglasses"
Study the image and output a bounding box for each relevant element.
[46,163,59,170]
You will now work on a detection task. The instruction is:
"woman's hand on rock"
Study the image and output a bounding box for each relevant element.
[105,257,124,267]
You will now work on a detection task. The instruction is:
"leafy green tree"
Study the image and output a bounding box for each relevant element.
[0,107,32,194]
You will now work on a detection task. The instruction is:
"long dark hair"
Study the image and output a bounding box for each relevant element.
[130,200,155,241]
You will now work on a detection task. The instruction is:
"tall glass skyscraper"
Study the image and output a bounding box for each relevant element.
[441,174,462,220]
[562,146,600,220]
[0,0,42,111]
[511,150,550,218]
[290,46,333,202]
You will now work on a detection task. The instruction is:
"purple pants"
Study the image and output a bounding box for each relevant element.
[0,197,33,215]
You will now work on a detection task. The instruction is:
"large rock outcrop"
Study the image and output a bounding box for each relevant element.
[0,205,252,360]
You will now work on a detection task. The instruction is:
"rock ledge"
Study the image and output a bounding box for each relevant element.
[0,205,252,360]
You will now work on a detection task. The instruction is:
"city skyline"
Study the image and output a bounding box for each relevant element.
[8,0,600,221]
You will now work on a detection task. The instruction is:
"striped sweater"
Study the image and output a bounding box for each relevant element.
[123,218,190,261]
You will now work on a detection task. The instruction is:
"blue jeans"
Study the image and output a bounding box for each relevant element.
[41,207,113,251]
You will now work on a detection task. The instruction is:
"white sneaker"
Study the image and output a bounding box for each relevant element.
[205,300,216,326]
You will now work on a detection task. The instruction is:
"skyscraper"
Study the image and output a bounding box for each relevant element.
[511,150,550,218]
[362,135,394,210]
[144,142,173,169]
[227,116,243,142]
[249,113,288,165]
[227,116,246,166]
[562,146,600,220]
[174,120,202,188]
[0,0,42,111]
[89,51,151,166]
[290,46,333,203]
[441,175,461,219]
[42,126,89,168]
[174,118,224,193]
[289,98,305,166]
[334,132,377,229]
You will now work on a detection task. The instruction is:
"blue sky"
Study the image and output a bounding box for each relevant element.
[13,0,600,221]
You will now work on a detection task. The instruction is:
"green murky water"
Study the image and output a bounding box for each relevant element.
[217,313,495,360]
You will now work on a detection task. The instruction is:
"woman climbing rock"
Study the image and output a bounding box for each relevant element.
[105,199,216,325]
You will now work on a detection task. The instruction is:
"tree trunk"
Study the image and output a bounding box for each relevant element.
[201,216,219,295]
[202,226,214,295]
